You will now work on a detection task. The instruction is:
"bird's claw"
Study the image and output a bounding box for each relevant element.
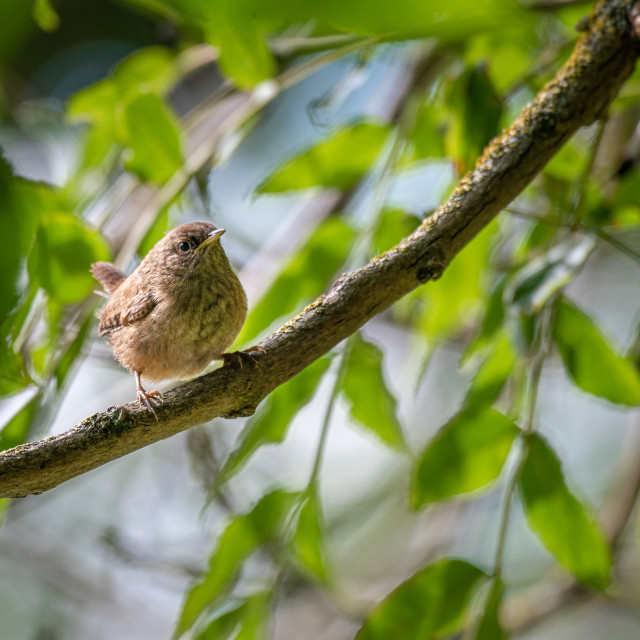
[136,387,163,421]
[222,346,266,369]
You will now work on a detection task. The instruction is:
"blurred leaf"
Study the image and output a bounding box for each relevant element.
[463,331,516,412]
[400,100,447,165]
[0,396,37,451]
[419,220,498,339]
[113,46,177,98]
[342,333,406,451]
[462,273,510,361]
[208,0,276,89]
[32,0,59,32]
[122,92,184,184]
[372,208,422,254]
[138,205,171,257]
[466,579,507,640]
[316,0,525,40]
[0,341,30,396]
[67,78,119,126]
[355,558,487,640]
[27,213,111,305]
[0,164,46,332]
[193,593,270,640]
[504,236,595,315]
[519,433,611,589]
[239,217,355,343]
[292,489,328,581]
[257,121,390,193]
[218,358,331,482]
[54,312,94,390]
[446,64,503,173]
[412,408,518,508]
[176,490,297,636]
[553,298,640,406]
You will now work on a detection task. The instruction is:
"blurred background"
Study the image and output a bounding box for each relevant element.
[2,0,640,638]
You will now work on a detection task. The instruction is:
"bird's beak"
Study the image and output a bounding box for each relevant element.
[196,228,226,252]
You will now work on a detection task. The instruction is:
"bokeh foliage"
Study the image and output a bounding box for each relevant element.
[2,0,640,638]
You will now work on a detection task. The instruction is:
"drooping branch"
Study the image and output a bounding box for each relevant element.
[1,0,638,499]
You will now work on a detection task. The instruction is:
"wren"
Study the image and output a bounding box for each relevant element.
[92,221,261,419]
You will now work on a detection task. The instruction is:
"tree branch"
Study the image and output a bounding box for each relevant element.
[1,0,638,498]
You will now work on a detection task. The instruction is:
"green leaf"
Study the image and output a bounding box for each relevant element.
[176,490,297,636]
[372,208,422,255]
[193,593,270,640]
[519,434,611,589]
[67,78,119,126]
[355,558,487,640]
[446,64,503,173]
[342,333,406,451]
[463,331,516,412]
[400,100,447,165]
[32,0,59,32]
[292,490,328,581]
[113,46,177,98]
[238,217,355,344]
[27,213,111,305]
[54,313,94,390]
[418,220,498,339]
[0,341,30,397]
[0,396,38,451]
[412,409,519,508]
[553,298,640,406]
[138,205,171,258]
[207,0,276,89]
[121,92,184,184]
[466,579,507,640]
[504,237,595,315]
[218,358,331,482]
[0,166,46,330]
[316,0,524,40]
[257,121,390,193]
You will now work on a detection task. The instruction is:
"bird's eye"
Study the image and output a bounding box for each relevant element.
[178,241,191,252]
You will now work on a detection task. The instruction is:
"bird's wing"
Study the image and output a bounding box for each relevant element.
[91,262,127,294]
[98,290,157,336]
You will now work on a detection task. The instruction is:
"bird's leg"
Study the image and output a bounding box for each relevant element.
[135,371,164,420]
[221,345,266,369]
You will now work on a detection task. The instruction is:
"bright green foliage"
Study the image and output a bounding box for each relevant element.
[239,218,356,343]
[505,237,595,315]
[553,298,640,406]
[371,208,422,255]
[355,558,487,639]
[257,121,390,193]
[192,593,270,640]
[31,0,59,32]
[315,0,524,40]
[466,579,507,640]
[0,163,46,332]
[341,333,406,451]
[176,490,298,636]
[0,397,38,451]
[519,434,611,590]
[400,100,447,165]
[27,213,110,305]
[138,206,171,258]
[0,341,31,397]
[418,221,499,340]
[218,358,331,482]
[292,490,328,581]
[54,314,94,391]
[122,93,184,184]
[446,64,503,173]
[209,0,276,89]
[412,409,519,507]
[463,331,516,412]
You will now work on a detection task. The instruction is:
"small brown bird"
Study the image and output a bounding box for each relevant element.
[92,221,259,419]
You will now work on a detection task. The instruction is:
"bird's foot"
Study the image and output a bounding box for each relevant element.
[221,346,266,369]
[135,377,163,421]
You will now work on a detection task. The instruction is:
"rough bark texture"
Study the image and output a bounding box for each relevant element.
[1,0,638,498]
